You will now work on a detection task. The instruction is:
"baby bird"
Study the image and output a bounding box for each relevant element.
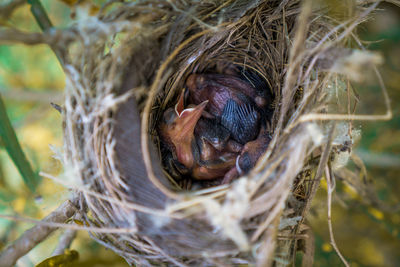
[159,91,208,170]
[222,127,272,184]
[159,91,239,180]
[186,73,265,144]
[160,70,273,184]
[192,118,240,180]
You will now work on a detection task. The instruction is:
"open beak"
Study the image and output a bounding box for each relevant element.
[175,100,208,137]
[169,99,208,169]
[175,90,185,115]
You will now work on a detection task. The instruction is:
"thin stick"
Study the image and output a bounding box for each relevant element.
[0,199,77,267]
[51,229,77,256]
[325,165,350,267]
[298,112,391,122]
[28,0,53,31]
[0,214,137,234]
[0,28,75,46]
[0,0,25,19]
[27,0,64,63]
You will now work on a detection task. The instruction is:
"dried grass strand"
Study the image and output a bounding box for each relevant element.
[0,214,138,234]
[325,165,350,267]
[40,172,182,218]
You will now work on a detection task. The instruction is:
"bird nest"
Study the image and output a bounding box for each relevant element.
[56,0,384,265]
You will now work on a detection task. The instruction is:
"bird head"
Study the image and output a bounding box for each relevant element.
[185,74,209,103]
[160,90,208,168]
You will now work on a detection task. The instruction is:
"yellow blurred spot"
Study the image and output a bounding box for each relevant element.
[13,197,26,213]
[20,123,60,152]
[22,68,45,89]
[73,219,84,226]
[343,184,358,199]
[322,242,332,252]
[324,0,355,21]
[89,5,100,15]
[357,239,384,266]
[368,207,384,220]
[320,179,327,190]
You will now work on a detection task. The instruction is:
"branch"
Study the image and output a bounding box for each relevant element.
[0,28,75,46]
[0,199,78,267]
[52,229,77,256]
[28,0,53,31]
[0,0,25,20]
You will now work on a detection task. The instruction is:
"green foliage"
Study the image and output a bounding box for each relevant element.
[0,95,40,191]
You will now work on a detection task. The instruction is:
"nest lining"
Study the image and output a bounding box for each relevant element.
[57,0,384,266]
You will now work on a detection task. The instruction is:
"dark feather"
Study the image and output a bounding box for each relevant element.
[221,99,260,144]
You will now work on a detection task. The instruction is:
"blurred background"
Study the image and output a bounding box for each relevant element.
[0,1,398,266]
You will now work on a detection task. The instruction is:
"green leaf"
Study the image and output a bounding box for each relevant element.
[36,250,79,267]
[0,94,40,191]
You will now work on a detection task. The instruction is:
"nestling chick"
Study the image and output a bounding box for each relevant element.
[186,73,266,144]
[159,91,208,170]
[159,69,273,185]
[192,118,240,179]
[159,91,240,180]
[222,127,272,184]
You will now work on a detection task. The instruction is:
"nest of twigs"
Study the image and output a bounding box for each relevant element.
[51,0,385,265]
